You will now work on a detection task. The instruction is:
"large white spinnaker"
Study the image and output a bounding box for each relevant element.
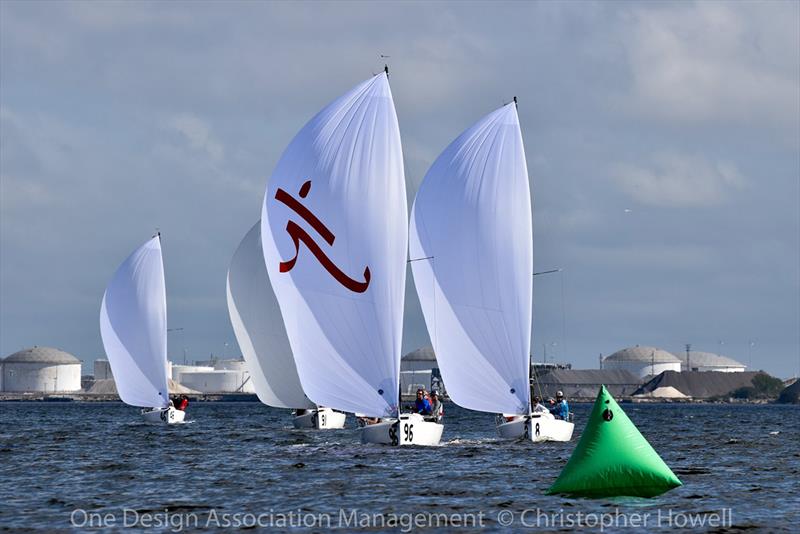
[100,235,169,409]
[410,103,532,415]
[226,221,314,409]
[261,72,407,418]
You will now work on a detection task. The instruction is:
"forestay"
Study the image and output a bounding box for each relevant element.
[410,103,532,415]
[227,221,314,409]
[261,73,407,418]
[99,236,169,408]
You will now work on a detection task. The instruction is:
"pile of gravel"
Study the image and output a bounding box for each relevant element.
[535,369,642,398]
[634,386,689,399]
[634,371,762,398]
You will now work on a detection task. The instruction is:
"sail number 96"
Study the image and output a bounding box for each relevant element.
[403,423,414,443]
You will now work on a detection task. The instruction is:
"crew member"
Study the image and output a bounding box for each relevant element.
[429,390,443,423]
[415,388,432,415]
[550,391,569,420]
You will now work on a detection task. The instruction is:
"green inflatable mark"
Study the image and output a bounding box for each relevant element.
[547,385,682,498]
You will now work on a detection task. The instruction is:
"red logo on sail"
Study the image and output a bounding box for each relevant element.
[275,180,371,293]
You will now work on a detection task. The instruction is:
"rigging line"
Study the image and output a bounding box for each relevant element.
[560,269,567,362]
[432,257,437,358]
[530,360,544,407]
[407,256,434,263]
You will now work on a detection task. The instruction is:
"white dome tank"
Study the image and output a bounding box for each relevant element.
[602,346,682,379]
[2,346,82,392]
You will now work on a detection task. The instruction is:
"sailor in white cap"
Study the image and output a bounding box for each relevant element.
[550,390,570,420]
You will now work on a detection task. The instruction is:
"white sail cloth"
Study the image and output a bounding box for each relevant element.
[261,73,407,418]
[99,236,169,408]
[227,221,314,409]
[410,103,532,415]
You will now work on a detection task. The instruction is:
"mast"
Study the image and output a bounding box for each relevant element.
[516,94,531,414]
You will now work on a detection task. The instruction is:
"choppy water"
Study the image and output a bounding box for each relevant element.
[0,402,798,532]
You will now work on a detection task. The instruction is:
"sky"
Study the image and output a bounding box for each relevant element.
[1,1,798,378]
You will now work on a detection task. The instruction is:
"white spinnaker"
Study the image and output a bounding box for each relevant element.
[261,73,407,418]
[100,236,169,408]
[227,221,314,409]
[410,103,532,415]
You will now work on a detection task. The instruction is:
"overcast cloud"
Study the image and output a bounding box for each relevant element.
[1,1,798,377]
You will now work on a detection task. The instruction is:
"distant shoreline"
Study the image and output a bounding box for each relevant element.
[0,392,260,402]
[0,393,786,404]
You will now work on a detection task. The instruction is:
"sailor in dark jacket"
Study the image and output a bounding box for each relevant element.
[414,388,432,415]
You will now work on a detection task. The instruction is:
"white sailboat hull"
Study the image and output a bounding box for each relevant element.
[360,413,443,446]
[497,413,574,442]
[141,407,185,424]
[292,407,347,429]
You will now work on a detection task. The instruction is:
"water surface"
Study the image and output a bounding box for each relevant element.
[1,402,797,532]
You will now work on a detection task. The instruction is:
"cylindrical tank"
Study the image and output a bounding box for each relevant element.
[213,359,248,371]
[602,346,682,379]
[171,365,214,382]
[678,351,747,372]
[2,347,82,392]
[178,370,253,393]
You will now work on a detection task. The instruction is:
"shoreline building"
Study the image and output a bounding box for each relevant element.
[400,347,445,397]
[602,346,682,380]
[1,347,82,393]
[93,359,113,380]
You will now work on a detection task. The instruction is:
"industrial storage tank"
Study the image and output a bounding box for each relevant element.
[678,350,746,372]
[2,346,82,392]
[602,346,682,379]
[172,359,254,393]
[212,359,249,372]
[178,369,253,393]
[171,364,215,382]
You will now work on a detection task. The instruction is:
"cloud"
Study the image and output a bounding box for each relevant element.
[622,2,800,126]
[613,152,746,207]
[163,113,224,163]
[1,1,797,376]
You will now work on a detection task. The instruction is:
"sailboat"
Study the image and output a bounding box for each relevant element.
[409,100,573,442]
[226,221,346,429]
[99,234,185,424]
[261,68,442,446]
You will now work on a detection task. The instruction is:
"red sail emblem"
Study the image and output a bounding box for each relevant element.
[274,180,371,293]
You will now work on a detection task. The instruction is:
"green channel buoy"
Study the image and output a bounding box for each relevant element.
[547,385,682,498]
